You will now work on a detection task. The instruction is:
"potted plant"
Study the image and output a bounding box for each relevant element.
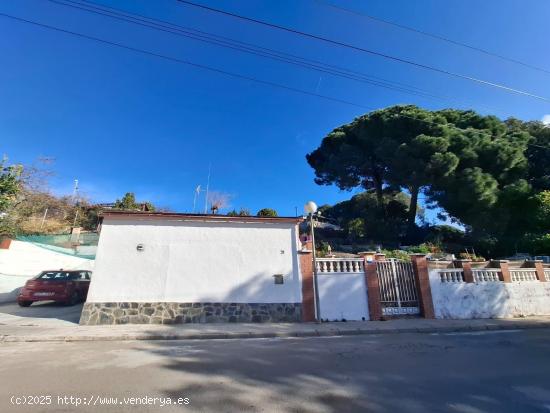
[0,218,16,249]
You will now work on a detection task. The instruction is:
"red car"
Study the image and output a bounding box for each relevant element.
[17,270,92,307]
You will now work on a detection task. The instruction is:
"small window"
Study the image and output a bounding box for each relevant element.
[273,274,284,285]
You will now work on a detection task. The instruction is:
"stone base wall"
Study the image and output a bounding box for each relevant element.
[79,302,302,325]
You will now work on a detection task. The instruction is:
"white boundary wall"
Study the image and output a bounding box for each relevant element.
[0,240,94,303]
[87,218,301,304]
[429,269,550,319]
[318,272,369,321]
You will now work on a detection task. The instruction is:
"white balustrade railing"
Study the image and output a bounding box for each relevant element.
[510,268,538,282]
[316,258,364,274]
[472,269,501,283]
[544,269,550,280]
[438,269,465,283]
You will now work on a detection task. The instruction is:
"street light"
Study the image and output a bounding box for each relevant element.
[304,201,321,322]
[304,201,318,215]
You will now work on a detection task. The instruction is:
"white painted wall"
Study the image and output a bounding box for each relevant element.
[429,269,550,319]
[87,218,302,303]
[318,273,369,321]
[0,240,94,303]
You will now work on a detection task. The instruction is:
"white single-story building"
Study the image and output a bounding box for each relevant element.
[80,211,305,325]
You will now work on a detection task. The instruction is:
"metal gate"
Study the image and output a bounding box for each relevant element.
[376,259,420,316]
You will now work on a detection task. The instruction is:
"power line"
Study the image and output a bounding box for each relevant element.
[2,12,549,152]
[48,0,508,115]
[49,0,438,99]
[175,0,550,103]
[314,0,550,76]
[0,12,367,109]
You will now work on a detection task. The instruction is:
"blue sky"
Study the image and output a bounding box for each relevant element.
[2,0,550,220]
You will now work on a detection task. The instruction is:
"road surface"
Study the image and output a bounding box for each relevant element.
[0,300,83,325]
[1,329,549,412]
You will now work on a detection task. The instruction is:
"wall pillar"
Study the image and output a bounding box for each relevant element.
[524,260,546,282]
[365,260,383,321]
[410,254,435,319]
[454,259,474,283]
[358,251,377,263]
[491,260,511,283]
[298,240,315,322]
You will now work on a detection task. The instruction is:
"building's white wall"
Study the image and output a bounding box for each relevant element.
[318,273,369,321]
[87,219,301,303]
[429,269,550,319]
[0,240,94,303]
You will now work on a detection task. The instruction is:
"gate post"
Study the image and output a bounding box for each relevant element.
[454,259,474,283]
[299,239,316,322]
[524,260,546,282]
[361,253,383,321]
[491,260,511,283]
[410,254,435,319]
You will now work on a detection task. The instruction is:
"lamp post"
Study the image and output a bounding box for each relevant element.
[304,201,321,322]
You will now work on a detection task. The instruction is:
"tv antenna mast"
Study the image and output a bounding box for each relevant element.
[204,163,211,214]
[72,179,79,205]
[193,185,203,213]
[192,164,212,213]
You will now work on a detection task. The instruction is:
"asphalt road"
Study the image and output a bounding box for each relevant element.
[0,301,83,324]
[1,329,549,412]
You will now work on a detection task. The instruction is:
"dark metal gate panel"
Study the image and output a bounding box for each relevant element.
[377,260,420,316]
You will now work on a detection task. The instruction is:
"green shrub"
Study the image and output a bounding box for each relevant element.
[316,241,331,258]
[257,208,278,217]
[521,233,550,255]
[0,216,17,238]
[382,249,410,261]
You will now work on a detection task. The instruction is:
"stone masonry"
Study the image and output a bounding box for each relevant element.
[80,302,302,325]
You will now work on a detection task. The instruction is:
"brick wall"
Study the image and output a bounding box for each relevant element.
[299,241,315,322]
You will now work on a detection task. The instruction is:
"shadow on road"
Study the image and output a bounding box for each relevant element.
[139,330,550,412]
[0,301,83,324]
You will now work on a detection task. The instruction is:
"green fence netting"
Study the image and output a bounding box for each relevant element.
[16,233,98,260]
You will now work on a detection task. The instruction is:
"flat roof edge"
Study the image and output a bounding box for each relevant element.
[100,211,303,224]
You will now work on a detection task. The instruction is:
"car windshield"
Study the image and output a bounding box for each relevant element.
[35,271,76,281]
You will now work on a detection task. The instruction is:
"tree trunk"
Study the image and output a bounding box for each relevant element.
[373,173,384,206]
[406,186,419,240]
[375,182,383,206]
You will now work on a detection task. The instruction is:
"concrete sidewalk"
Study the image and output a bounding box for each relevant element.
[2,315,550,342]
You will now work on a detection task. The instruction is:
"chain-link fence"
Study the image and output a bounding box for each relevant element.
[16,233,98,259]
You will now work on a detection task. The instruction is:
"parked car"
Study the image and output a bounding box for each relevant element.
[17,270,92,307]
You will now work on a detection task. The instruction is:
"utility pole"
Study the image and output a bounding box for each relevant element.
[40,208,48,230]
[304,201,321,322]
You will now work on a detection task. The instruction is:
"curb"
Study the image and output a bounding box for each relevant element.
[2,322,550,343]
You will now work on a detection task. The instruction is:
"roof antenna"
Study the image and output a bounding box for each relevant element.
[204,163,211,214]
[193,185,201,213]
[72,179,79,205]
